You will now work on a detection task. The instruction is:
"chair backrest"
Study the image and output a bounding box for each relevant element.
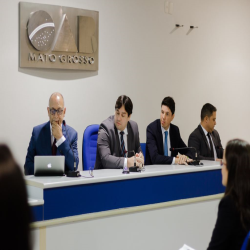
[82,124,99,170]
[140,143,146,159]
[241,231,250,250]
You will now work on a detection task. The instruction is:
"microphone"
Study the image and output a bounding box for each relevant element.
[63,120,80,177]
[170,147,203,166]
[122,150,141,174]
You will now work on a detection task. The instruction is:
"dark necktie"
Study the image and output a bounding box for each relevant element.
[120,131,126,157]
[207,133,214,158]
[52,138,57,155]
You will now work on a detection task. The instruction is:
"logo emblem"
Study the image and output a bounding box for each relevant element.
[47,163,52,168]
[20,2,99,70]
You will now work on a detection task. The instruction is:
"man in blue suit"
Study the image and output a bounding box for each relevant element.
[24,92,79,175]
[145,97,192,165]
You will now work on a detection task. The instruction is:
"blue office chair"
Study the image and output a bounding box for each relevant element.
[140,143,146,159]
[241,231,250,250]
[82,124,99,170]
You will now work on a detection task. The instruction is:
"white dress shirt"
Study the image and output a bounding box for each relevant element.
[50,123,66,147]
[200,124,217,160]
[161,126,175,165]
[118,127,128,168]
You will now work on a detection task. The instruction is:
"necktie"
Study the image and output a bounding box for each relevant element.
[164,131,168,156]
[207,133,214,158]
[52,138,57,155]
[120,131,126,157]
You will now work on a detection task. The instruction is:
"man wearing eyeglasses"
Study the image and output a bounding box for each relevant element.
[24,92,79,175]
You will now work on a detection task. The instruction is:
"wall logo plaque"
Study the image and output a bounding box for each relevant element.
[19,2,99,70]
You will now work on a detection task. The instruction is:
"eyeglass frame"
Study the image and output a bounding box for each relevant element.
[49,108,64,116]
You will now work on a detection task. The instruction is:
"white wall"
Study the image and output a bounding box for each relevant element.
[1,0,250,170]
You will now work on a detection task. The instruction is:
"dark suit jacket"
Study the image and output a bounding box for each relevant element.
[188,125,223,160]
[207,195,249,250]
[95,115,142,169]
[24,121,79,175]
[145,119,191,165]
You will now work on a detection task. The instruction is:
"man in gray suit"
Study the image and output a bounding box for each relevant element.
[95,95,144,169]
[188,103,223,161]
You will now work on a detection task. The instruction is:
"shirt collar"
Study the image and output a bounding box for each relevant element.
[200,124,209,136]
[161,125,170,135]
[118,127,128,135]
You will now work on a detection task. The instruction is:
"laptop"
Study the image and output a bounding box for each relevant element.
[34,156,65,176]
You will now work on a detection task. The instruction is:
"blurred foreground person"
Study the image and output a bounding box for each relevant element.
[207,139,250,250]
[0,145,32,250]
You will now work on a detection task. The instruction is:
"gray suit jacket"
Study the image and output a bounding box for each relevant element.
[188,124,223,161]
[95,115,142,169]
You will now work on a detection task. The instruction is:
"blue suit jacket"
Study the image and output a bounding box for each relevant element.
[145,119,191,165]
[24,121,79,175]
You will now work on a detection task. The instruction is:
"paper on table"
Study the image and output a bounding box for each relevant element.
[179,244,196,250]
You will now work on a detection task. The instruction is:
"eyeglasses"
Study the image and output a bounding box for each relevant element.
[50,108,64,116]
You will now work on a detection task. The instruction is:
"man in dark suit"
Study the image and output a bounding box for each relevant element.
[146,97,192,165]
[188,103,223,161]
[95,95,144,169]
[24,92,79,175]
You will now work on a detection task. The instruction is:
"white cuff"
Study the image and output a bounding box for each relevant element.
[171,157,175,165]
[56,136,66,147]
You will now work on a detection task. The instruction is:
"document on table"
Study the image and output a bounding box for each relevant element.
[179,244,196,250]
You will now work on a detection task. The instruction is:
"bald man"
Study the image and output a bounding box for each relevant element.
[24,93,79,175]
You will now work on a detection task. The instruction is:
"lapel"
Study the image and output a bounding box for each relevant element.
[127,122,134,157]
[198,125,211,152]
[211,132,217,149]
[157,119,164,155]
[114,124,121,156]
[62,123,67,141]
[42,121,53,155]
[169,123,174,156]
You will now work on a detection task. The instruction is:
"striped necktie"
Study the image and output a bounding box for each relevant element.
[120,131,126,157]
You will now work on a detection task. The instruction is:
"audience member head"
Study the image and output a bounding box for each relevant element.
[200,103,217,133]
[114,95,133,131]
[47,92,66,125]
[0,145,32,250]
[222,139,250,228]
[160,97,175,130]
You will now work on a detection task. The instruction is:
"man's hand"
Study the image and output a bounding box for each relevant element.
[127,156,144,168]
[175,154,193,165]
[216,158,222,162]
[52,120,63,140]
[136,152,144,168]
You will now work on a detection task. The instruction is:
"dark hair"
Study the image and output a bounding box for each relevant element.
[161,97,175,115]
[115,95,133,116]
[224,139,250,229]
[201,103,217,120]
[0,145,32,250]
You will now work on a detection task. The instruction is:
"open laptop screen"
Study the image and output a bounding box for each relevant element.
[34,156,65,176]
